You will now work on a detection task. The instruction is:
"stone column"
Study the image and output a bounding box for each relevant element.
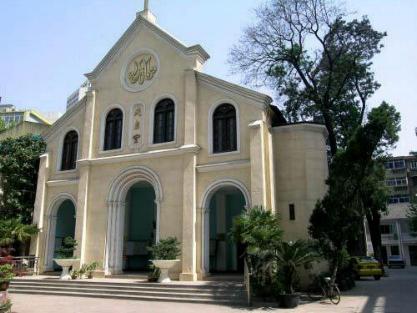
[105,201,125,275]
[74,88,96,266]
[180,154,197,281]
[30,153,49,272]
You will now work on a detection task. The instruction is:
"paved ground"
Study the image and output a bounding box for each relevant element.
[8,267,417,313]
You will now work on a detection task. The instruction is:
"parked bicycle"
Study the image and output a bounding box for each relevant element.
[307,276,341,305]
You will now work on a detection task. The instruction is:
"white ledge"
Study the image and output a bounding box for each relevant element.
[47,179,79,186]
[78,144,201,166]
[196,159,250,173]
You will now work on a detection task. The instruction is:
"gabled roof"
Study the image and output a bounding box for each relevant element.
[195,71,273,108]
[85,15,210,80]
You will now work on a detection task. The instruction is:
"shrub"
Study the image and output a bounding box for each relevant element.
[55,237,77,259]
[0,264,14,282]
[148,237,181,260]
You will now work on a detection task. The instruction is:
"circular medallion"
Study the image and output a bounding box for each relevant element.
[121,50,159,92]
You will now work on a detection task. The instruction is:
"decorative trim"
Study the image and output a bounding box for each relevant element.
[196,159,250,173]
[208,99,241,156]
[148,94,178,147]
[56,127,81,173]
[120,48,160,93]
[46,179,79,187]
[85,15,210,81]
[99,104,126,154]
[195,71,272,108]
[78,144,200,166]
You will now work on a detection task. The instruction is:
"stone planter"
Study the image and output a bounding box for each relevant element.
[151,260,180,283]
[53,259,80,280]
[280,294,299,308]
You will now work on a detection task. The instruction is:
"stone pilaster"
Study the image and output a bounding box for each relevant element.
[183,70,197,145]
[30,153,49,271]
[74,88,96,265]
[249,120,268,208]
[179,154,197,281]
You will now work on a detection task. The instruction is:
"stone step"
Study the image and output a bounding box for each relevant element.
[11,281,242,294]
[8,288,247,305]
[12,279,243,290]
[9,284,244,299]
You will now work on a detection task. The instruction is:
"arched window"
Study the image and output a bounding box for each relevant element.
[61,130,78,171]
[153,99,175,144]
[213,104,237,153]
[104,108,123,150]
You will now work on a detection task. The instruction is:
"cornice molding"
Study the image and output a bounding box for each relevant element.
[85,15,210,81]
[196,159,250,173]
[272,123,328,137]
[195,71,272,109]
[78,144,200,166]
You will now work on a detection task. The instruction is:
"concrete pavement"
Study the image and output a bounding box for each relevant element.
[9,267,417,313]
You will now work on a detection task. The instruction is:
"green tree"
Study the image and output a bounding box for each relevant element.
[229,0,386,156]
[309,103,400,280]
[0,135,46,224]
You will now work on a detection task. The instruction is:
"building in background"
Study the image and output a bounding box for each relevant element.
[375,155,417,266]
[0,101,56,140]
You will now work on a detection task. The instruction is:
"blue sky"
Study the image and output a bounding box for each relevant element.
[0,0,416,155]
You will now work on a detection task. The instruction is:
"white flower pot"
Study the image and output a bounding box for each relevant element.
[53,259,80,280]
[151,260,180,283]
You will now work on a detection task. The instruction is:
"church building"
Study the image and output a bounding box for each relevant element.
[30,3,329,281]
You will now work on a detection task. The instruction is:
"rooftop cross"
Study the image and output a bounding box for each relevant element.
[138,0,156,24]
[144,0,149,11]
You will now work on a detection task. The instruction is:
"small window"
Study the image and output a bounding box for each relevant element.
[289,204,295,221]
[213,103,237,153]
[61,130,78,171]
[104,108,123,151]
[153,99,175,144]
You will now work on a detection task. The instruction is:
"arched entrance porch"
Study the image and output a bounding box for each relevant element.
[201,179,251,275]
[105,166,162,275]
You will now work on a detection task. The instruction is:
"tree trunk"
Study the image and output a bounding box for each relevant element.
[366,211,382,261]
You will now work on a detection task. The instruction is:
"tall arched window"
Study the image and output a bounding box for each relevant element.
[213,103,237,153]
[153,99,175,144]
[104,108,123,150]
[61,130,78,171]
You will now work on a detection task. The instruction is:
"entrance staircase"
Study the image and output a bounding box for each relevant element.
[9,278,246,306]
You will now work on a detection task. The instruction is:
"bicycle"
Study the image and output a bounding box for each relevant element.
[307,276,341,305]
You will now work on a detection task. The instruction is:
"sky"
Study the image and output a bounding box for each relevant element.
[0,0,416,155]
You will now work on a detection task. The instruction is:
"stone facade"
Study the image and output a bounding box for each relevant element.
[30,8,329,281]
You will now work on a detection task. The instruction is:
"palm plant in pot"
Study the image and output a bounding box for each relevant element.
[54,237,80,280]
[148,237,181,283]
[275,240,317,308]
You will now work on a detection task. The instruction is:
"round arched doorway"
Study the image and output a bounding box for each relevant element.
[45,196,76,271]
[123,181,157,272]
[201,179,250,275]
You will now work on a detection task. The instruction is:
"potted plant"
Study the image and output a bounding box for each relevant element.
[0,265,14,291]
[275,241,317,308]
[53,237,80,280]
[148,237,181,283]
[79,262,100,279]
